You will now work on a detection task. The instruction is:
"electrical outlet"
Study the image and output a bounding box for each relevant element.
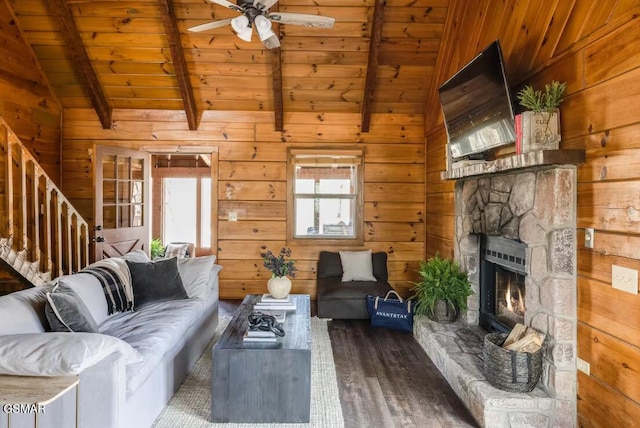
[612,265,638,294]
[585,228,594,248]
[577,358,590,375]
[228,212,238,222]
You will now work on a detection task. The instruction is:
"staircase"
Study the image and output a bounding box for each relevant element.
[0,117,90,289]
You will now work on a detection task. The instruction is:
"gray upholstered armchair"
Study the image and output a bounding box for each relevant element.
[316,250,393,319]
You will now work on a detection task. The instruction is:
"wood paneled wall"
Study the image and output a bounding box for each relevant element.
[0,0,60,183]
[61,109,425,299]
[424,1,640,426]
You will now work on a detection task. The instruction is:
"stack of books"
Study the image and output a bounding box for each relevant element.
[253,294,297,312]
[243,329,278,343]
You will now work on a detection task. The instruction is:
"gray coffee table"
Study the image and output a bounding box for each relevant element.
[211,294,311,423]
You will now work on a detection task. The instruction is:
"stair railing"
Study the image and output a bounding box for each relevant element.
[0,117,89,285]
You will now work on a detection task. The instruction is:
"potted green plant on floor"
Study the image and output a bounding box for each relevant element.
[411,253,473,323]
[150,238,164,259]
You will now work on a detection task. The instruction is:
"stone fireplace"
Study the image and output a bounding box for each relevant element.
[415,151,583,427]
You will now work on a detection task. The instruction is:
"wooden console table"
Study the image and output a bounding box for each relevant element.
[211,294,311,423]
[0,375,78,428]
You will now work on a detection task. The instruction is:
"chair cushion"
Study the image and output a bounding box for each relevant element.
[339,250,376,282]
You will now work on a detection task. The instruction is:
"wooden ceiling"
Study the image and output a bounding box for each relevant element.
[8,0,446,130]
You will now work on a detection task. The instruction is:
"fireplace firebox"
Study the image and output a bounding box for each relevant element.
[479,235,527,333]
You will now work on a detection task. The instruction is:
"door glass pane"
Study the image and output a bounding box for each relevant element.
[118,205,130,228]
[103,181,116,204]
[132,204,143,227]
[131,159,143,180]
[103,155,116,179]
[118,181,130,203]
[201,178,211,247]
[103,205,116,229]
[132,181,143,203]
[117,157,130,180]
[163,178,197,244]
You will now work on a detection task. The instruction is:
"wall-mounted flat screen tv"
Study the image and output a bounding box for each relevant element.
[438,40,516,160]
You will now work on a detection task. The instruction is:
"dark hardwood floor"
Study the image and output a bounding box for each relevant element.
[218,299,478,428]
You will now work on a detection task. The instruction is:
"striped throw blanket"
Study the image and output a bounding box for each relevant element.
[82,258,134,314]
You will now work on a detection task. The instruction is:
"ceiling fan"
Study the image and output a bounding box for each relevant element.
[187,0,336,49]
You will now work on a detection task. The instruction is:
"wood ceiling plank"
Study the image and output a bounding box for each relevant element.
[384,7,448,23]
[281,51,368,65]
[93,61,176,75]
[159,0,199,130]
[46,0,111,128]
[363,0,385,133]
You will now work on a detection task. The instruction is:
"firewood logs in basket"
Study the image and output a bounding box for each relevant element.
[502,323,546,353]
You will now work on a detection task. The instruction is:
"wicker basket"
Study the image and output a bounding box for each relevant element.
[427,300,459,323]
[483,332,542,393]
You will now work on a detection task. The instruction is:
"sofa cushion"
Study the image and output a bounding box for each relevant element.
[177,255,222,299]
[372,251,389,281]
[98,295,212,394]
[318,278,393,299]
[122,249,151,263]
[0,286,49,335]
[127,258,188,308]
[55,272,110,325]
[0,332,142,376]
[45,283,99,333]
[82,257,134,314]
[164,242,191,259]
[339,250,376,281]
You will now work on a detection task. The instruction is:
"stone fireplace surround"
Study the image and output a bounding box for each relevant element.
[415,154,580,427]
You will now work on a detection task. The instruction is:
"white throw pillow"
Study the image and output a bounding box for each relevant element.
[0,286,49,335]
[56,273,110,325]
[339,250,376,282]
[0,333,143,376]
[122,249,151,263]
[177,256,222,299]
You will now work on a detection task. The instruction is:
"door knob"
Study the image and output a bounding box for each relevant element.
[93,236,105,243]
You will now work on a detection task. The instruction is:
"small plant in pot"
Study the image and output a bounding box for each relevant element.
[411,253,474,323]
[261,247,297,299]
[516,80,567,147]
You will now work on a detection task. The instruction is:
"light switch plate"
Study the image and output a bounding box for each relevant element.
[228,212,238,222]
[577,358,590,375]
[585,228,594,248]
[612,265,638,294]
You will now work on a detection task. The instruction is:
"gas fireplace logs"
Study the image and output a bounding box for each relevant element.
[502,323,546,353]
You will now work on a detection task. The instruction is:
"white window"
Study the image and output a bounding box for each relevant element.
[288,149,363,244]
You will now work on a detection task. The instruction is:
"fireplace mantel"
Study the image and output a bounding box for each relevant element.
[440,149,585,180]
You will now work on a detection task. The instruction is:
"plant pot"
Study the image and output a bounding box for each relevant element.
[427,300,459,323]
[267,276,291,299]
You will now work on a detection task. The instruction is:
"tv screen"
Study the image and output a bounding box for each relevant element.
[438,40,516,160]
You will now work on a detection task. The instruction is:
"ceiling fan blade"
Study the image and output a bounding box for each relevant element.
[261,33,281,49]
[207,0,243,12]
[187,18,233,33]
[268,12,335,28]
[254,0,279,10]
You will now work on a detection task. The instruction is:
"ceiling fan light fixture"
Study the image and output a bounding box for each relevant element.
[231,15,253,42]
[254,15,275,42]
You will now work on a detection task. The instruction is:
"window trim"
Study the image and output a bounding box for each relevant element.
[286,147,364,246]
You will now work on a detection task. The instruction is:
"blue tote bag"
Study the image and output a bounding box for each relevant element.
[366,290,414,332]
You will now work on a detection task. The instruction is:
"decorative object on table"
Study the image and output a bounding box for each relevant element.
[248,311,285,336]
[253,294,297,312]
[261,247,297,299]
[411,253,473,323]
[366,290,414,332]
[483,323,546,392]
[515,80,567,153]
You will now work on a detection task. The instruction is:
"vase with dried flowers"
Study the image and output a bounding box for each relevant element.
[261,247,297,299]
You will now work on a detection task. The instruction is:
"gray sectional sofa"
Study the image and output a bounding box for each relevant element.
[0,251,221,428]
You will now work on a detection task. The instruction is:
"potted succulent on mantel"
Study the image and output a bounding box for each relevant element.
[261,247,297,299]
[411,253,474,323]
[516,80,567,152]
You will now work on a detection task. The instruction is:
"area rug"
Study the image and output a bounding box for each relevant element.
[153,316,344,428]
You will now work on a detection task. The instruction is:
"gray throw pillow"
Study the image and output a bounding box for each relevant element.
[127,257,188,308]
[45,284,99,333]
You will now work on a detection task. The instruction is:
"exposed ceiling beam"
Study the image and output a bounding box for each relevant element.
[159,0,199,130]
[361,0,386,133]
[47,0,112,129]
[270,3,284,132]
